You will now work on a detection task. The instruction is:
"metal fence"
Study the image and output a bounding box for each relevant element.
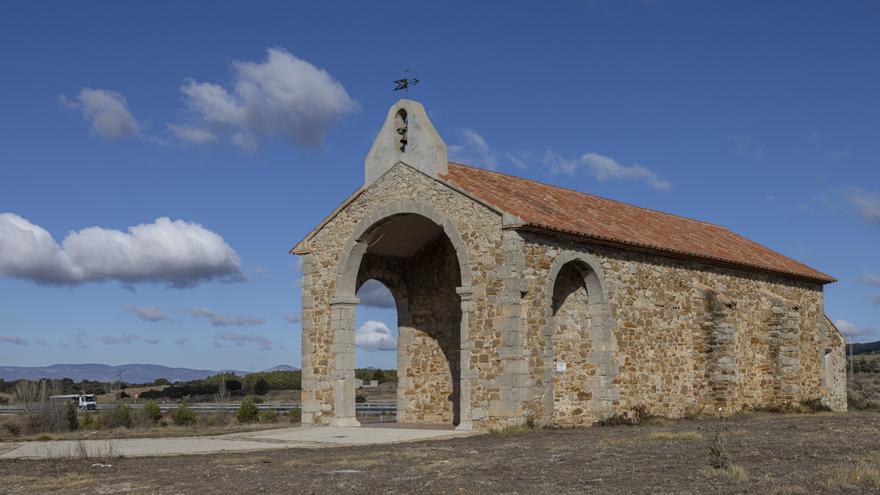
[0,401,396,415]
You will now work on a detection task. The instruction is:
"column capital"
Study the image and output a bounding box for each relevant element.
[330,296,360,307]
[456,286,474,300]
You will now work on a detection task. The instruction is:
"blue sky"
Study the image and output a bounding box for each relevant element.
[1,1,878,371]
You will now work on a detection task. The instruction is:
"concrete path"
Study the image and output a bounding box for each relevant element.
[0,426,472,459]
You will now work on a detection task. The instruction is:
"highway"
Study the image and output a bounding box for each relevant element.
[0,401,396,415]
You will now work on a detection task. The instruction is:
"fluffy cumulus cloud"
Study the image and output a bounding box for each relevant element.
[123,304,168,322]
[98,334,141,345]
[190,307,263,327]
[580,153,671,191]
[0,213,243,288]
[214,331,273,350]
[834,319,876,341]
[0,336,29,346]
[170,48,357,150]
[847,190,880,225]
[356,279,396,309]
[355,320,396,351]
[449,129,499,170]
[60,88,140,140]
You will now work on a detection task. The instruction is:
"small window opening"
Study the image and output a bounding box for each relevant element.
[394,109,408,152]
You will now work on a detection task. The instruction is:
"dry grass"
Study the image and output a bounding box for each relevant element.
[703,465,748,485]
[763,485,807,495]
[822,463,880,491]
[4,473,94,492]
[645,430,703,441]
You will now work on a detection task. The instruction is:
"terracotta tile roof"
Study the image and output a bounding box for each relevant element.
[440,163,835,284]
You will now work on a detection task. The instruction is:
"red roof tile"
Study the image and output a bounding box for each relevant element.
[440,163,834,284]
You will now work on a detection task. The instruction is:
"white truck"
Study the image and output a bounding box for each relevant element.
[50,394,98,410]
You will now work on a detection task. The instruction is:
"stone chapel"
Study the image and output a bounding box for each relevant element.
[292,99,846,431]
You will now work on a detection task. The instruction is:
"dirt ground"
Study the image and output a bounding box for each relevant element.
[1,411,878,494]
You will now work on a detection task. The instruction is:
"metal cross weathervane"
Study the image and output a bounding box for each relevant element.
[393,69,420,95]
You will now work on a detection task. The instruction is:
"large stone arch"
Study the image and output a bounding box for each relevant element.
[329,199,474,429]
[541,250,618,424]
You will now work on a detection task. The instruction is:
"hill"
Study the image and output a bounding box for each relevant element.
[0,363,299,383]
[851,340,880,355]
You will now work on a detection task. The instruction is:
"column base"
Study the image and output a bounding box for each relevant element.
[454,421,473,432]
[330,417,361,427]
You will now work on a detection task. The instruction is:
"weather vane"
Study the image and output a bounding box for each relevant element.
[393,68,420,96]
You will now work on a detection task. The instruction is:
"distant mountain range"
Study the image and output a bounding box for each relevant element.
[0,363,299,383]
[852,340,880,355]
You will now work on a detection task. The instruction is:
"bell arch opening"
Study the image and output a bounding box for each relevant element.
[336,211,466,427]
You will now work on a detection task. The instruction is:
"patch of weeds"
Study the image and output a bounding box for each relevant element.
[646,430,703,442]
[36,434,53,441]
[751,398,832,414]
[596,405,654,426]
[702,465,747,485]
[706,414,728,470]
[822,463,880,491]
[848,392,880,411]
[490,423,535,435]
[765,485,807,495]
[682,404,706,421]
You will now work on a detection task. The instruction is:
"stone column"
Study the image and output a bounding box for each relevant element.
[707,294,737,412]
[497,230,529,425]
[329,296,360,427]
[455,286,475,431]
[299,254,319,427]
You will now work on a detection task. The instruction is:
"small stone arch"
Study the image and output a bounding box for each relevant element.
[328,199,474,428]
[541,251,618,424]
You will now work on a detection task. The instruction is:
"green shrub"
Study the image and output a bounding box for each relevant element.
[66,401,79,431]
[355,393,367,403]
[254,378,270,396]
[288,408,302,424]
[79,413,97,430]
[143,400,162,423]
[171,402,197,426]
[236,397,259,424]
[258,409,278,423]
[114,402,134,429]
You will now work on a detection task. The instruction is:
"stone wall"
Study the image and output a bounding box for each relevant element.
[299,163,505,428]
[519,232,844,422]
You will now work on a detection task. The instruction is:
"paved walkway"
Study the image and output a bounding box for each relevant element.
[0,426,472,459]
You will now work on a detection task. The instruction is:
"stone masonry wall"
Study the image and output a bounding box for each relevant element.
[520,232,841,423]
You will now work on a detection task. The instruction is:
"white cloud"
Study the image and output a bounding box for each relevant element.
[123,304,168,322]
[0,213,243,288]
[173,337,189,348]
[166,123,217,145]
[214,331,273,350]
[0,336,29,346]
[542,149,580,175]
[449,129,498,169]
[98,334,141,345]
[170,48,357,150]
[190,307,263,327]
[283,312,301,324]
[847,190,880,225]
[60,88,140,140]
[355,320,396,351]
[726,136,765,159]
[356,280,396,309]
[834,319,875,340]
[144,338,161,345]
[860,273,880,288]
[581,152,671,191]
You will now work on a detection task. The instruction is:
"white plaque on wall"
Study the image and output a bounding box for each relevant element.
[556,361,566,373]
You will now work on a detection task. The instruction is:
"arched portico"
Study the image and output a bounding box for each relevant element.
[330,200,474,429]
[542,251,618,425]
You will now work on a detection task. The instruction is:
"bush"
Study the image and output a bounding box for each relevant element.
[2,418,22,436]
[288,409,302,424]
[114,402,134,429]
[171,402,197,426]
[355,393,367,403]
[143,400,162,423]
[79,413,97,430]
[237,397,259,424]
[254,378,270,396]
[258,409,278,423]
[66,401,79,431]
